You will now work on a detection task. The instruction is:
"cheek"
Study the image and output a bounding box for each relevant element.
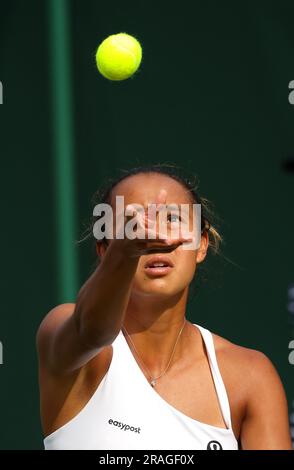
[177,249,197,277]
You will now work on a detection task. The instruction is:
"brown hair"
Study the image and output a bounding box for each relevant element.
[78,163,223,256]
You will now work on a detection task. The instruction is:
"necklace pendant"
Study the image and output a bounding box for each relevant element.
[150,379,156,387]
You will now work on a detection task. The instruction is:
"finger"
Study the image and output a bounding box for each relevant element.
[135,237,184,251]
[154,189,167,206]
[138,243,183,255]
[135,211,152,235]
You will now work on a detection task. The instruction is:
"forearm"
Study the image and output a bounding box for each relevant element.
[74,242,139,347]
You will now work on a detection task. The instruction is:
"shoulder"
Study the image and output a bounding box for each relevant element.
[210,331,292,449]
[213,331,278,373]
[211,331,285,401]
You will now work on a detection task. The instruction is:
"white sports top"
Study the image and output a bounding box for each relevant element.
[44,323,239,450]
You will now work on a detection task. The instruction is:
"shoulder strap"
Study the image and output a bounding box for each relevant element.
[194,324,233,429]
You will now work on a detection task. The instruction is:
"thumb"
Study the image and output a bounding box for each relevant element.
[154,189,167,206]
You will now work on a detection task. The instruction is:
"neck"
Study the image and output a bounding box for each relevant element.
[122,289,189,376]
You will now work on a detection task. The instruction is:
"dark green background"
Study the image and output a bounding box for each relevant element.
[0,0,293,449]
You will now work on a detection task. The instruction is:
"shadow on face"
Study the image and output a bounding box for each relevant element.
[96,172,209,299]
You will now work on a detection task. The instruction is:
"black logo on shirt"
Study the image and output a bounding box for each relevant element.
[207,440,223,450]
[108,418,141,434]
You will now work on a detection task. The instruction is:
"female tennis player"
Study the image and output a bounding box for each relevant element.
[37,165,292,450]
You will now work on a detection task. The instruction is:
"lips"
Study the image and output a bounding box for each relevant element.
[144,255,174,268]
[144,255,174,277]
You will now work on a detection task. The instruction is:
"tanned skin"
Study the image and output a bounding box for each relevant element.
[37,173,292,449]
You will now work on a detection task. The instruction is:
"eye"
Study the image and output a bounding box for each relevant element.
[167,213,181,223]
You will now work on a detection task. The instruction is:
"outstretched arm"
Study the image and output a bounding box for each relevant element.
[36,190,192,376]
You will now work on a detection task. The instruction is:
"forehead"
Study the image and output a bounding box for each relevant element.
[110,173,192,206]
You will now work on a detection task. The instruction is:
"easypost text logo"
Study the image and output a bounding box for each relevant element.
[92,196,202,250]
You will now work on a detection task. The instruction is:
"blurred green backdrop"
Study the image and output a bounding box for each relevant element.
[0,0,293,449]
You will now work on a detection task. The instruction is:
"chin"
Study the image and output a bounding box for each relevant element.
[133,280,186,298]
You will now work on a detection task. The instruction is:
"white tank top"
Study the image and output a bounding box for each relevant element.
[44,323,239,450]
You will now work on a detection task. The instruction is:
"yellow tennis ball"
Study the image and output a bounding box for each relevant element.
[96,33,142,81]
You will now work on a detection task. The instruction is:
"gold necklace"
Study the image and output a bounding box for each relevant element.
[122,318,187,387]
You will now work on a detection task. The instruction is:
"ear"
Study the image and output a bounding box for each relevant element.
[96,240,108,259]
[196,231,209,264]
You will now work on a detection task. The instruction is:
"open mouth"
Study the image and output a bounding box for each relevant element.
[144,256,174,277]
